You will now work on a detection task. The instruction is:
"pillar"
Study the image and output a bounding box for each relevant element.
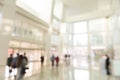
[0,0,16,79]
[44,26,52,66]
[113,15,120,59]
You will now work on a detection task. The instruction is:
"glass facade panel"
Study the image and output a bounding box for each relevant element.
[63,34,72,45]
[74,22,87,33]
[89,18,106,32]
[73,34,88,46]
[90,33,105,45]
[63,35,68,44]
[64,17,115,69]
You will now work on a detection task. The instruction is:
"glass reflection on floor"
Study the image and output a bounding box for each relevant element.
[74,69,89,80]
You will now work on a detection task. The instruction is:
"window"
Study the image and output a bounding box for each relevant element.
[74,22,87,33]
[73,34,88,46]
[63,35,69,44]
[90,33,105,45]
[89,18,106,32]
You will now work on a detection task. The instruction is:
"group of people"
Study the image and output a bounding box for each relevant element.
[40,54,71,67]
[7,53,28,80]
[40,54,60,67]
[64,54,71,65]
[50,54,60,67]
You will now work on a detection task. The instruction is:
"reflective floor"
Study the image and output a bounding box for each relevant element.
[24,65,120,80]
[5,60,120,80]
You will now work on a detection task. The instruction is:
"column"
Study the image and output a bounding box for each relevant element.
[109,0,120,76]
[44,26,52,66]
[87,20,92,80]
[57,32,63,59]
[105,17,114,59]
[44,0,55,66]
[112,14,120,76]
[113,15,120,59]
[0,0,16,79]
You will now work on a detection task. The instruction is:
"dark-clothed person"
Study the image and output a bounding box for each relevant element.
[16,55,28,80]
[105,55,111,75]
[7,54,13,74]
[40,55,44,66]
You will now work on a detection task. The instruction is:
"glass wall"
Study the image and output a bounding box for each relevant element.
[90,33,105,46]
[73,21,89,69]
[64,17,113,69]
[89,18,106,32]
[74,22,87,33]
[74,34,88,46]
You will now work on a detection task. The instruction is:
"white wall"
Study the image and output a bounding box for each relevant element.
[16,0,53,23]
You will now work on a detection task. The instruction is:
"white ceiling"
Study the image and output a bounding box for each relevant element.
[62,0,97,7]
[16,0,119,22]
[64,0,97,16]
[62,0,114,22]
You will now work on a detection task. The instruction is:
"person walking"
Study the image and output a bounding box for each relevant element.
[105,54,111,76]
[16,54,28,80]
[40,55,44,66]
[55,56,60,67]
[50,54,55,67]
[6,54,13,77]
[23,53,28,65]
[11,53,19,79]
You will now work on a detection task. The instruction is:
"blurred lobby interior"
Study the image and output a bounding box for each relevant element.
[0,0,120,80]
